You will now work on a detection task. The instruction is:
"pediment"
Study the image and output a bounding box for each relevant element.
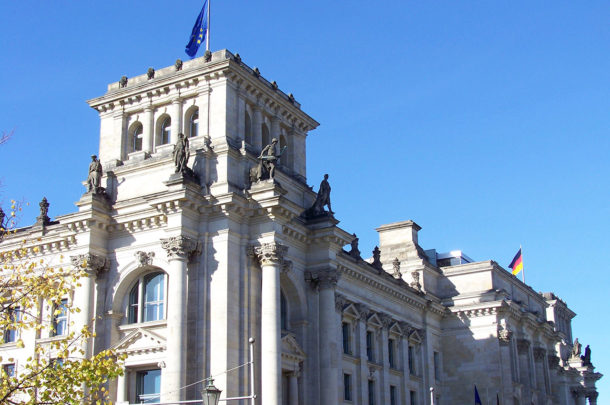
[367,313,383,329]
[281,333,306,361]
[409,329,423,344]
[389,322,403,336]
[112,328,166,355]
[343,303,361,320]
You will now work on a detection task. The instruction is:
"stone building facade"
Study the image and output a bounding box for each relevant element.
[0,50,601,404]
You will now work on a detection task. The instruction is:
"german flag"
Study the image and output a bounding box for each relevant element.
[508,248,523,275]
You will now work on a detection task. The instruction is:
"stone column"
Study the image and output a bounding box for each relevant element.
[116,370,128,404]
[161,236,199,403]
[70,253,108,357]
[196,88,210,137]
[588,392,598,405]
[143,105,154,153]
[289,371,299,405]
[315,269,340,404]
[271,115,281,141]
[171,98,183,141]
[357,304,370,404]
[380,315,392,404]
[254,242,288,405]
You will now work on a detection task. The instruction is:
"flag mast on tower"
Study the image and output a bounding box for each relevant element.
[185,0,210,58]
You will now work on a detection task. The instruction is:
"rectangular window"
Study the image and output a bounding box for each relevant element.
[52,299,68,336]
[434,351,440,380]
[410,390,416,405]
[136,369,161,403]
[3,307,21,343]
[3,364,15,378]
[408,345,415,374]
[342,322,351,354]
[368,380,375,405]
[390,385,397,405]
[343,373,352,401]
[366,331,375,362]
[388,338,396,368]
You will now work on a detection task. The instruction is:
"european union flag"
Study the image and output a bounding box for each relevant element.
[474,385,483,405]
[185,1,208,58]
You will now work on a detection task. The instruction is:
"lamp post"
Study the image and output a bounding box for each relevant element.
[201,378,222,405]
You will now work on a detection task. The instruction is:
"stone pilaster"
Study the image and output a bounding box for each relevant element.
[254,242,288,405]
[160,235,199,403]
[143,105,154,154]
[306,268,340,404]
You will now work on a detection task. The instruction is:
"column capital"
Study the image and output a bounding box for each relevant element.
[161,235,199,260]
[253,242,288,266]
[305,268,340,290]
[517,338,531,352]
[70,253,108,276]
[533,346,546,361]
[497,324,513,345]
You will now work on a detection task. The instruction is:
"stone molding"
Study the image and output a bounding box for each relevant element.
[253,242,288,266]
[70,253,108,276]
[335,293,349,312]
[161,235,199,260]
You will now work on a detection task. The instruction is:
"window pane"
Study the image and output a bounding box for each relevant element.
[54,299,68,336]
[3,307,20,343]
[343,373,352,401]
[133,124,143,152]
[161,118,171,145]
[129,283,139,323]
[136,369,161,403]
[190,110,199,138]
[143,273,165,322]
[366,331,374,362]
[342,322,350,354]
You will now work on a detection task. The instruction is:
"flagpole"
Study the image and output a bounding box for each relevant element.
[206,0,211,52]
[520,244,525,284]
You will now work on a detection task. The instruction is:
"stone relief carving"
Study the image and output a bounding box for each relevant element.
[335,293,349,312]
[134,251,155,267]
[305,268,340,290]
[161,236,199,260]
[254,242,288,266]
[70,253,108,276]
[533,347,546,361]
[497,323,513,344]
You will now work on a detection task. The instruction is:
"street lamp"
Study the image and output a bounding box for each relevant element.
[200,377,222,405]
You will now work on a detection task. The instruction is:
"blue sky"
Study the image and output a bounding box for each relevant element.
[1,0,608,396]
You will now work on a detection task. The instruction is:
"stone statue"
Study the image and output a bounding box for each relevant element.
[348,233,361,260]
[173,133,190,174]
[87,155,103,193]
[571,338,582,358]
[37,197,50,225]
[371,246,382,270]
[254,138,282,181]
[312,174,333,214]
[301,174,334,218]
[147,67,155,80]
[119,76,128,88]
[175,59,183,71]
[581,345,592,365]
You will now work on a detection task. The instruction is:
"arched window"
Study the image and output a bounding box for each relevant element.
[130,123,143,152]
[160,117,171,145]
[189,109,199,138]
[128,272,166,324]
[261,123,270,147]
[245,112,252,144]
[280,291,287,330]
